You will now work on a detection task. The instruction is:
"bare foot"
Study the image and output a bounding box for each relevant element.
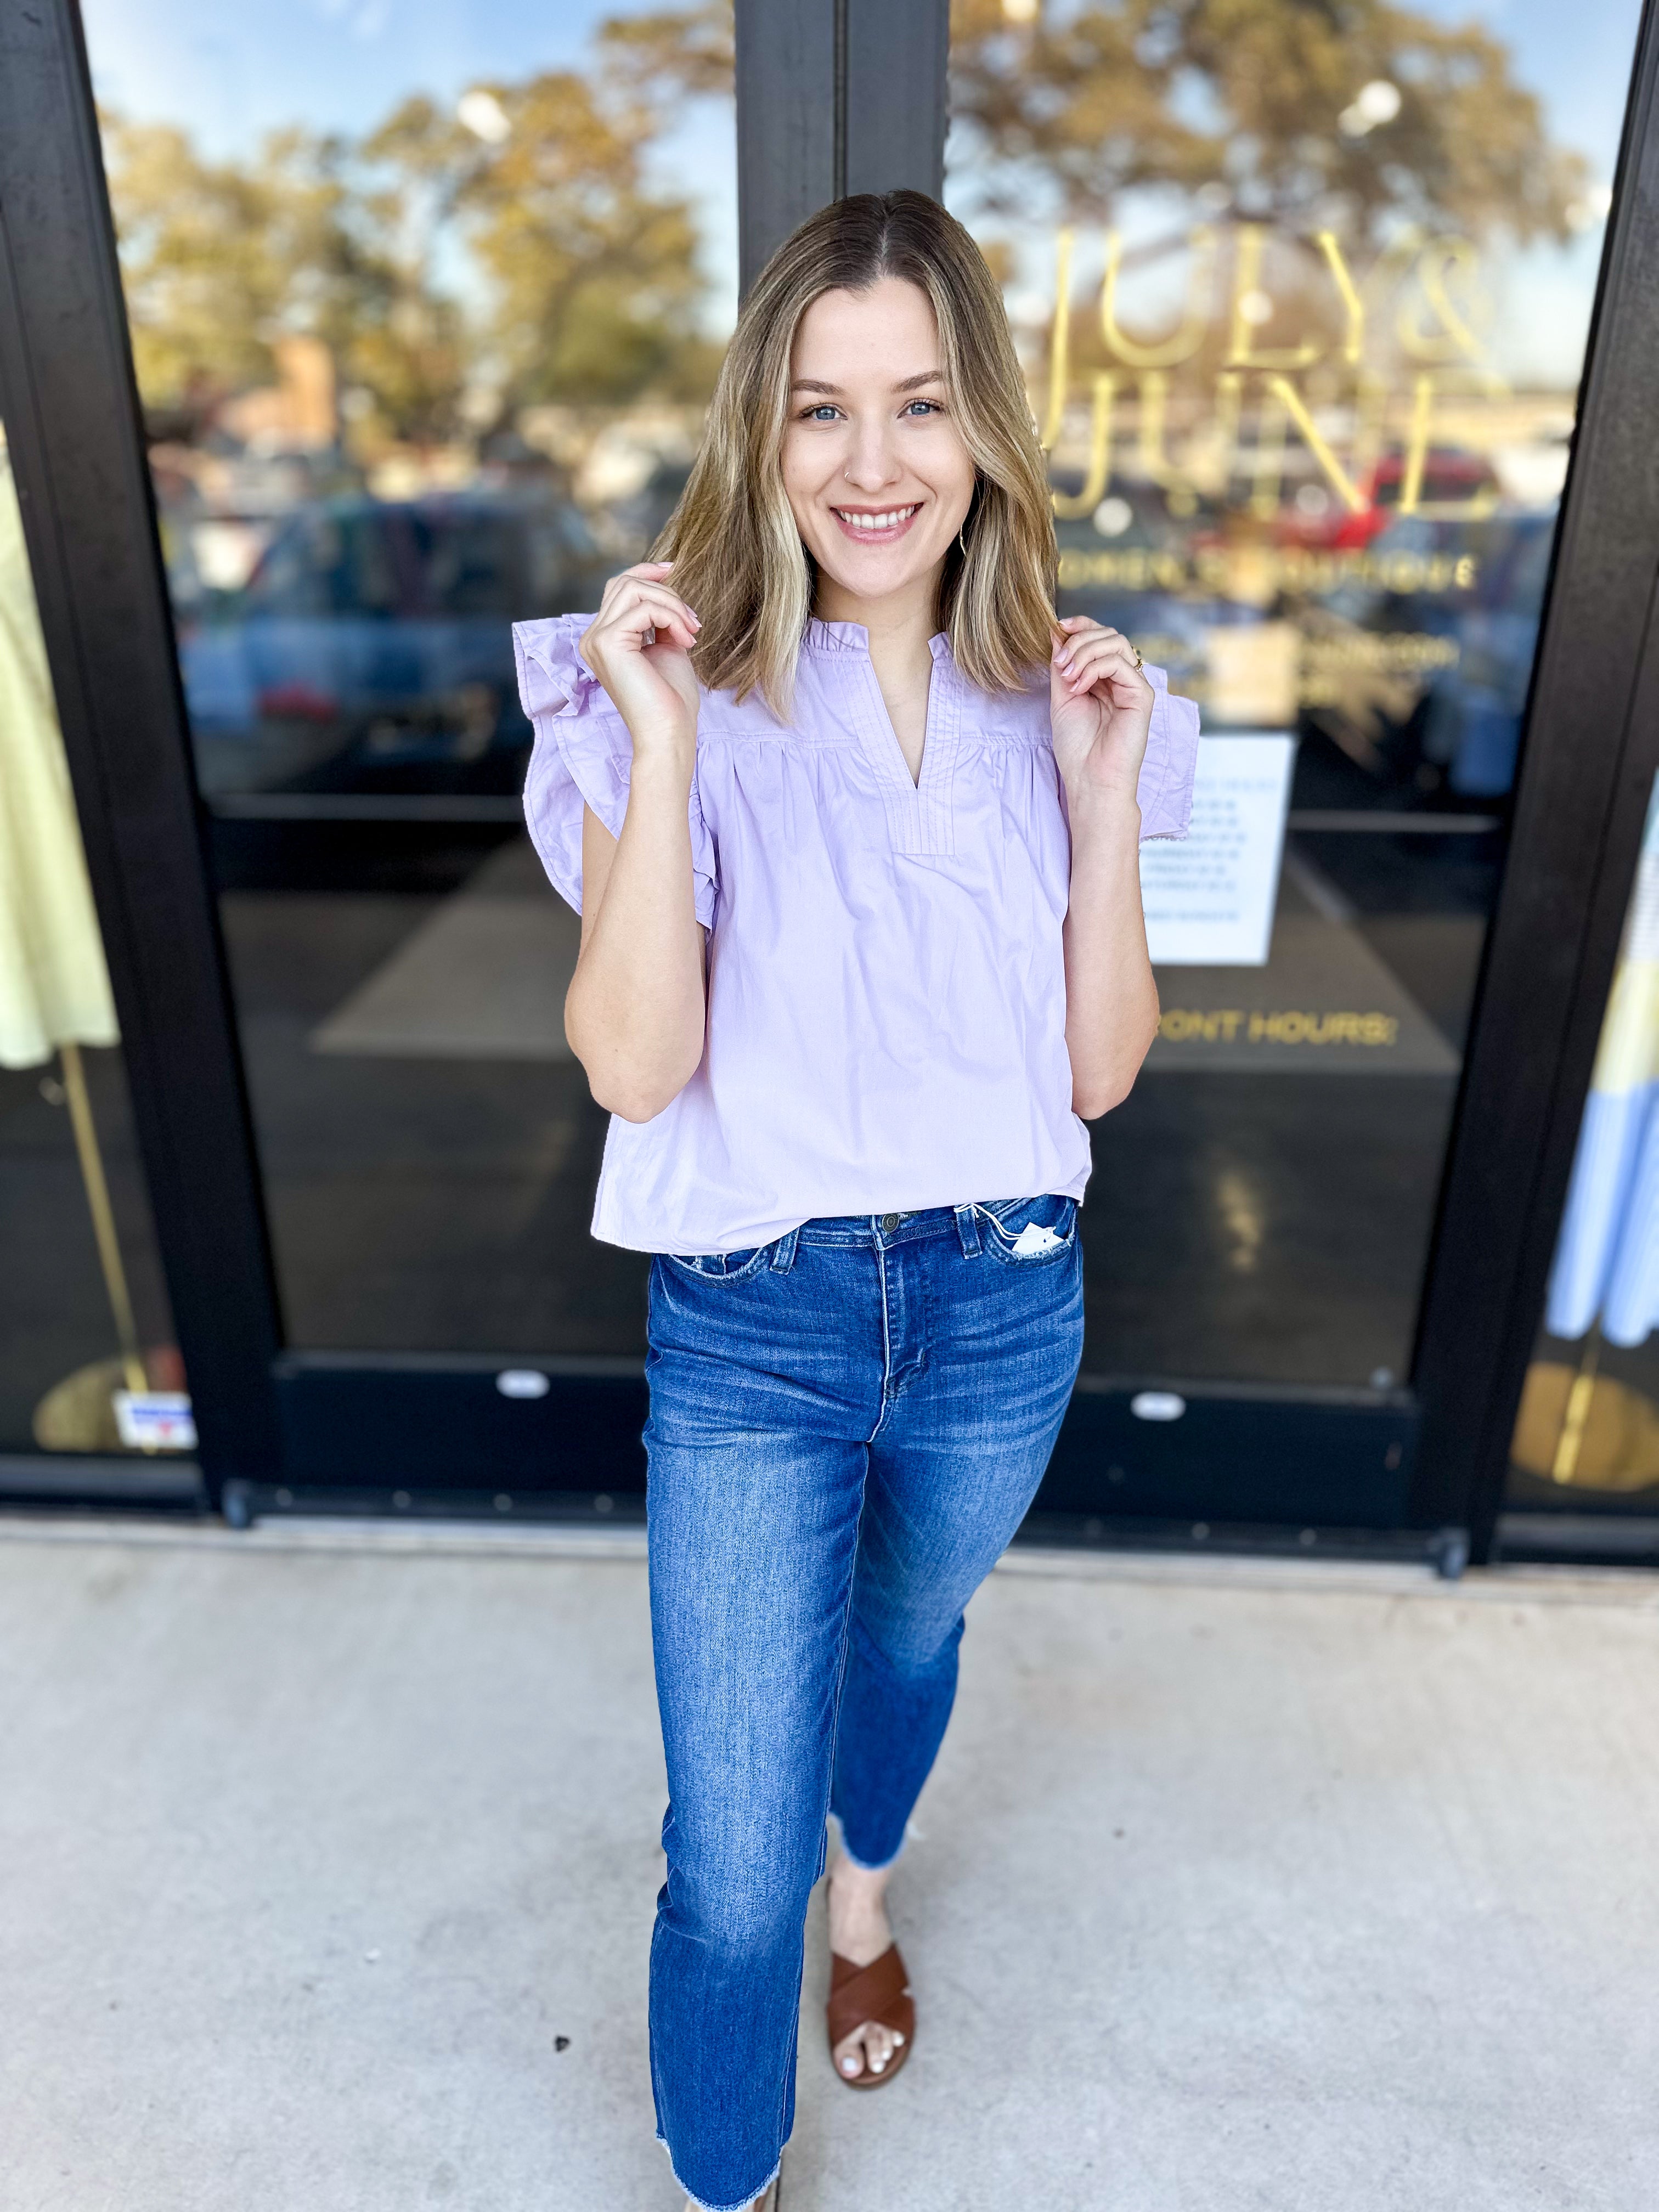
[826,1853,906,2082]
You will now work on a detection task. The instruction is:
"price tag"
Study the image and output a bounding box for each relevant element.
[112,1392,198,1452]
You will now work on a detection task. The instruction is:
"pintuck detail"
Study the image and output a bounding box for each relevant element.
[512,611,1200,1257]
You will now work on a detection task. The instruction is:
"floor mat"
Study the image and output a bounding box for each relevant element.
[311,840,578,1060]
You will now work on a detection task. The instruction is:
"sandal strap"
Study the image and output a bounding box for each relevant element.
[826,1943,915,2048]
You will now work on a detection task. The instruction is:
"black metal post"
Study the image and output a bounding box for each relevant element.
[843,0,950,201]
[735,0,839,293]
[735,0,950,293]
[0,0,284,1492]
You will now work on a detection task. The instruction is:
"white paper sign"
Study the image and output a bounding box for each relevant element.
[1140,733,1297,966]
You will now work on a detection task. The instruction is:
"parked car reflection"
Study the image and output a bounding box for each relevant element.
[179,494,605,798]
[1309,508,1558,800]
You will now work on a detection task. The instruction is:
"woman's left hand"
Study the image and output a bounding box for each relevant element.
[1048,615,1155,811]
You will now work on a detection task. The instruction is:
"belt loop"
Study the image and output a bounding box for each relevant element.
[953,1203,982,1259]
[770,1226,800,1273]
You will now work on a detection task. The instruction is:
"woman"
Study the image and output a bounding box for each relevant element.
[513,190,1197,2212]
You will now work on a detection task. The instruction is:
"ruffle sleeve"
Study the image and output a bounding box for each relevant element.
[1134,663,1200,842]
[512,613,718,927]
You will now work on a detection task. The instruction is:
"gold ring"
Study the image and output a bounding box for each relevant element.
[1131,645,1143,670]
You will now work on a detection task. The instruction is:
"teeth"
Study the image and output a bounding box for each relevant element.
[838,505,918,532]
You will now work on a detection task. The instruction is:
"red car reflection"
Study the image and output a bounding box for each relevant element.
[1279,448,1501,549]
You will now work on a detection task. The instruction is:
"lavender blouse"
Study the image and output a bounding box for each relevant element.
[513,614,1199,1254]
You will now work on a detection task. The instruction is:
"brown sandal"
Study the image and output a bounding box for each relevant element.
[826,1943,915,2090]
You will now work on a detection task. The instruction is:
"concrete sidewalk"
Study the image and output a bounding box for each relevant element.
[1,1516,1656,2211]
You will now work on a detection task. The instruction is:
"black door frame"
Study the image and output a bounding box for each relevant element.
[0,0,953,1521]
[1410,0,1659,1560]
[0,0,284,1492]
[3,0,1658,1561]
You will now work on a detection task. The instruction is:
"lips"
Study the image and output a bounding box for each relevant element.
[831,503,922,540]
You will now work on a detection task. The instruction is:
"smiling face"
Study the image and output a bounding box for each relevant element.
[781,276,977,620]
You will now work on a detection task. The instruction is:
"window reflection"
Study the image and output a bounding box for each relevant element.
[82,1,737,1359]
[948,0,1621,780]
[947,0,1643,1387]
[96,1,735,806]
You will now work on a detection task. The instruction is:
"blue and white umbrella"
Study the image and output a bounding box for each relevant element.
[1546,779,1659,1348]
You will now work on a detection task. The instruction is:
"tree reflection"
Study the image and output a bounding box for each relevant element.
[101,3,732,453]
[950,0,1587,246]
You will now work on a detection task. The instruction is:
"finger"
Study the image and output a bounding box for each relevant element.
[602,560,675,599]
[1058,637,1142,691]
[609,582,701,635]
[592,611,699,659]
[593,582,701,647]
[596,564,683,627]
[1061,657,1144,699]
[599,576,699,626]
[1061,633,1136,670]
[1053,617,1122,661]
[579,599,698,677]
[1053,624,1123,673]
[1064,661,1150,701]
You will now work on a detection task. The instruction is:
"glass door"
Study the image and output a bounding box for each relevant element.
[945,0,1648,1531]
[71,0,738,1498]
[8,0,1656,1534]
[0,413,191,1492]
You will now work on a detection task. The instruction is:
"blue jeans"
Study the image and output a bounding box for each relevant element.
[643,1195,1085,2211]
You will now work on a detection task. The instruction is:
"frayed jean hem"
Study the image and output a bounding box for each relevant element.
[828,1807,907,1876]
[658,2132,781,2212]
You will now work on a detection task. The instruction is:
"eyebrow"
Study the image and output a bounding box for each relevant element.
[789,370,946,394]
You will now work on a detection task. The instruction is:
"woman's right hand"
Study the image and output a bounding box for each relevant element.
[566,562,709,1121]
[578,562,702,756]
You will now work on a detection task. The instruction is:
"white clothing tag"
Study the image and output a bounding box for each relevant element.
[1009,1222,1064,1256]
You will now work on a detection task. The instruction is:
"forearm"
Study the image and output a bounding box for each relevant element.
[565,752,707,1122]
[1061,784,1161,1119]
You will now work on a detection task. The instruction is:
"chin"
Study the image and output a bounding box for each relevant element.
[814,541,946,602]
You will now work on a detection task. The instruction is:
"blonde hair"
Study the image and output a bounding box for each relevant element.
[657,190,1057,716]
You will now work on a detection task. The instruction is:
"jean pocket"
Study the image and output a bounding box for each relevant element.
[660,1244,772,1283]
[979,1194,1079,1266]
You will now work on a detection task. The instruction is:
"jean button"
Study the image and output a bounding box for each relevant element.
[880,1212,900,1233]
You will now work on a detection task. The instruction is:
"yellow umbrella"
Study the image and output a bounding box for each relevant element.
[0,436,145,1398]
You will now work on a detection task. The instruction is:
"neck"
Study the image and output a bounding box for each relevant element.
[814,561,944,686]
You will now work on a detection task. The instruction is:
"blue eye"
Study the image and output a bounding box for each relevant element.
[904,399,941,416]
[803,404,840,422]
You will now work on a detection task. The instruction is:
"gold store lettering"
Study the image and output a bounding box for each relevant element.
[1058,549,1480,594]
[1246,1011,1401,1046]
[1158,1010,1402,1047]
[1043,226,1507,540]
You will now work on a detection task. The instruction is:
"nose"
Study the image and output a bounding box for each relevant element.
[841,413,902,494]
